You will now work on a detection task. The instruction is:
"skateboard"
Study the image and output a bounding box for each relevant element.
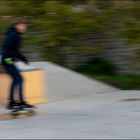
[0,107,37,121]
[10,107,36,117]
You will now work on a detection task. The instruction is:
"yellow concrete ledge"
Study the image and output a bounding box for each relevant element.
[0,70,47,105]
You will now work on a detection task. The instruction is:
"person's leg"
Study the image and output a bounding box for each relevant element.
[3,64,16,102]
[3,64,18,109]
[3,64,34,109]
[13,69,35,109]
[9,79,16,102]
[3,64,24,103]
[15,72,24,102]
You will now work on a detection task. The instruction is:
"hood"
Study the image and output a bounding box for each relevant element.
[5,25,19,36]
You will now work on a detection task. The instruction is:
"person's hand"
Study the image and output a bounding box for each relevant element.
[23,59,29,65]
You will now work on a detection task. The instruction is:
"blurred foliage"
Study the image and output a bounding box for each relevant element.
[75,57,115,75]
[88,74,140,90]
[0,0,139,66]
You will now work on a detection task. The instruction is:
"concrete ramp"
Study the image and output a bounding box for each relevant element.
[31,61,119,102]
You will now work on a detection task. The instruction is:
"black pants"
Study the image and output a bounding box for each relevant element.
[3,64,24,102]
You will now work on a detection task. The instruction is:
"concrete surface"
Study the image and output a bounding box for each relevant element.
[0,61,140,139]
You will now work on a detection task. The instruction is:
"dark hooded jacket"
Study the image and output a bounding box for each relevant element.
[1,25,27,65]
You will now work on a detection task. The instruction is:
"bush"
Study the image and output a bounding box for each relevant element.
[75,57,115,75]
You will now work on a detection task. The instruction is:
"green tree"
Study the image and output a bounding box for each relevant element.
[0,0,139,66]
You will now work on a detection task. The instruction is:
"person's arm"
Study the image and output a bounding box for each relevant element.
[15,50,29,64]
[5,32,29,64]
[4,32,17,49]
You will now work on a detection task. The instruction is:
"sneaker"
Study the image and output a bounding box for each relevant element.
[6,101,19,110]
[19,101,35,109]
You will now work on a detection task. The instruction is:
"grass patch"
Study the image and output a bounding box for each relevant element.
[75,57,140,90]
[79,72,140,90]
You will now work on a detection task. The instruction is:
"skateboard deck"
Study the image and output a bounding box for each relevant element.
[10,107,37,117]
[0,108,37,121]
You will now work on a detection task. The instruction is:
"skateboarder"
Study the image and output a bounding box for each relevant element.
[1,19,34,110]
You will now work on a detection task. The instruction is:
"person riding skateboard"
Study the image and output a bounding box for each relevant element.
[1,19,34,110]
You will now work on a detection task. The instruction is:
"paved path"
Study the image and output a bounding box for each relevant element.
[0,61,140,139]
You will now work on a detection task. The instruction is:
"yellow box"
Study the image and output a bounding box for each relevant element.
[0,70,47,105]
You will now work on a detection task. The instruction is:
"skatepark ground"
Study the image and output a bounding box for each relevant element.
[0,61,140,139]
